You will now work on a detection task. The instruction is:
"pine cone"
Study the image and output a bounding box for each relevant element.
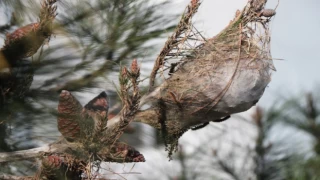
[57,91,111,142]
[2,23,46,61]
[84,92,109,133]
[56,91,145,163]
[57,90,83,142]
[1,0,56,62]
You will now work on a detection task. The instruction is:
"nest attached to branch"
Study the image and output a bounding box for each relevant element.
[144,0,277,157]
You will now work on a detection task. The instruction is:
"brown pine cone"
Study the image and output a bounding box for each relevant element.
[84,92,109,133]
[57,90,84,142]
[2,23,46,61]
[58,91,111,142]
[1,0,56,62]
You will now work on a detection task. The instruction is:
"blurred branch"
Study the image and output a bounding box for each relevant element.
[48,59,118,92]
[216,157,241,180]
[0,174,33,180]
[39,0,175,91]
[279,93,320,155]
[0,143,59,163]
[0,141,143,164]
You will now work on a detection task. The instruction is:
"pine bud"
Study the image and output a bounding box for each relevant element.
[122,67,128,77]
[130,59,139,75]
[191,0,199,8]
[57,90,83,142]
[119,67,129,86]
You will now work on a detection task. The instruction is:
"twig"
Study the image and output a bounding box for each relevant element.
[0,174,33,180]
[148,0,201,91]
[0,143,63,163]
[104,60,141,146]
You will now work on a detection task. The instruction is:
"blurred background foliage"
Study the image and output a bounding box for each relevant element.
[1,0,320,179]
[156,93,320,180]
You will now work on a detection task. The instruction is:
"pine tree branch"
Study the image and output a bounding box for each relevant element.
[149,0,201,91]
[0,143,64,163]
[0,174,33,180]
[0,140,143,164]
